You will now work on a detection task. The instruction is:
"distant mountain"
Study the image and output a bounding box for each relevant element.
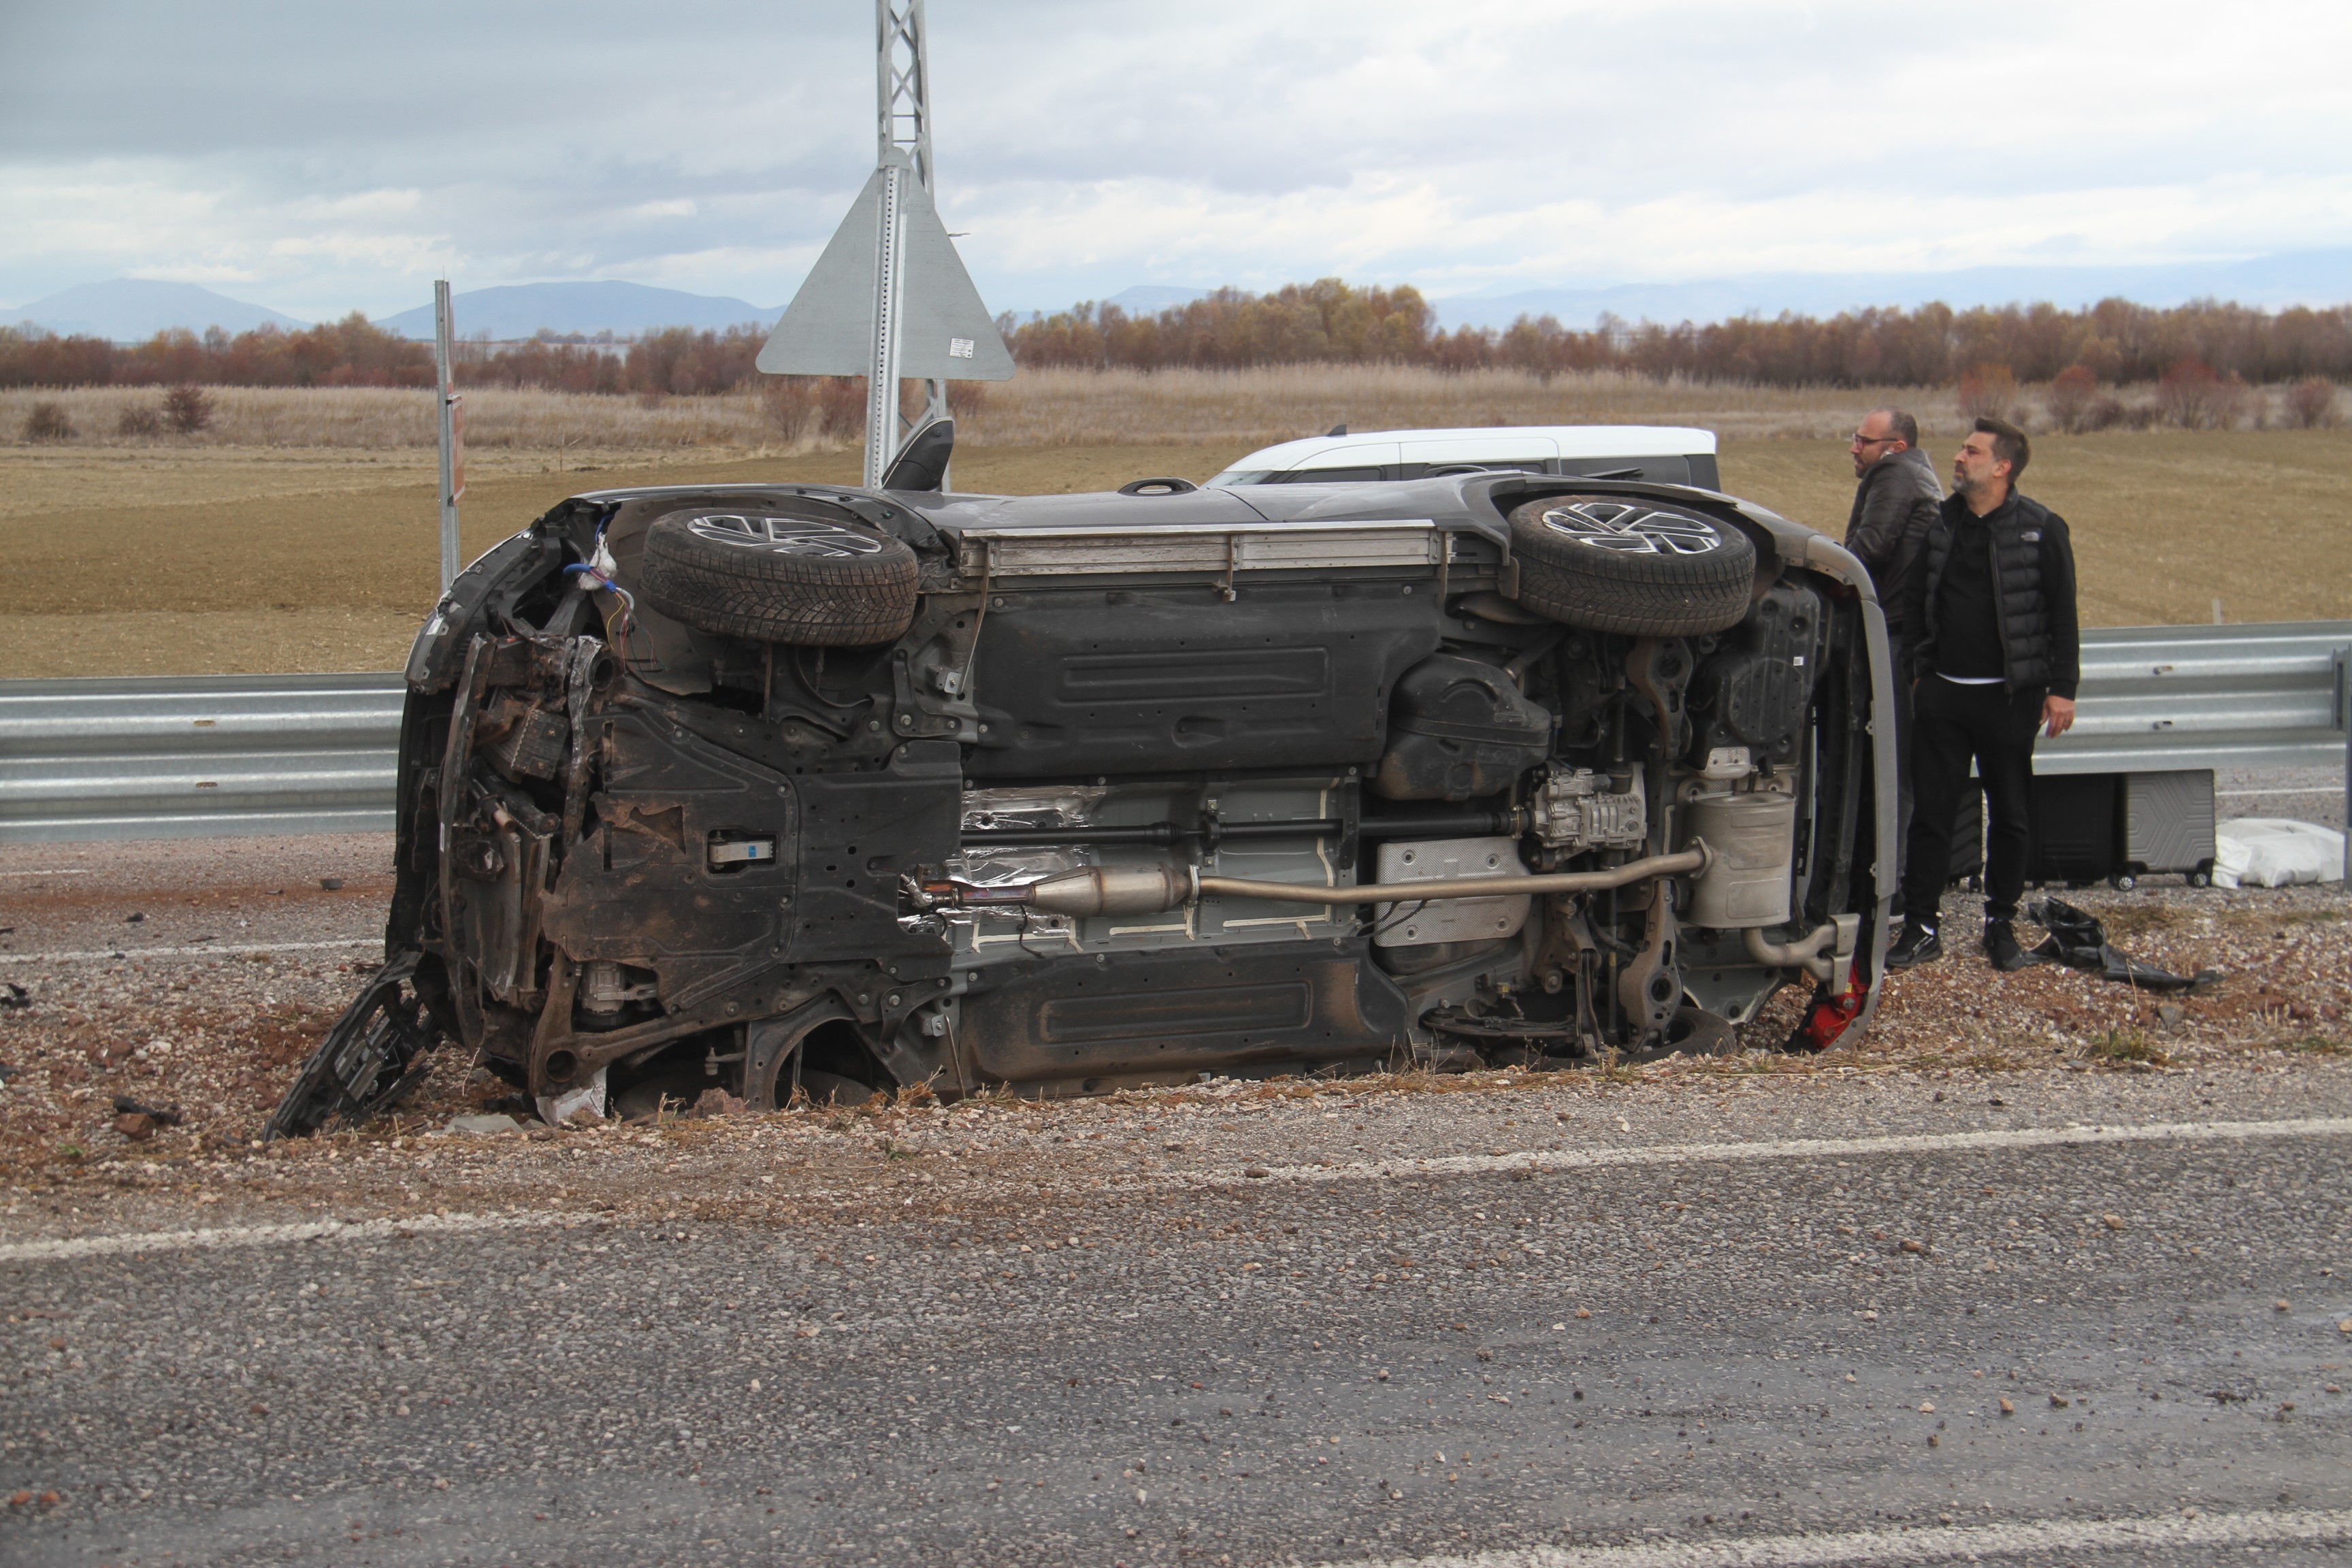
[2,279,306,340]
[1430,248,2352,330]
[374,281,779,341]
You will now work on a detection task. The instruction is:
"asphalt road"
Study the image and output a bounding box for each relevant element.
[5,1077,2351,1567]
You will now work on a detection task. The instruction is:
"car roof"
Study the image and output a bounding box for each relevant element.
[1220,424,1716,475]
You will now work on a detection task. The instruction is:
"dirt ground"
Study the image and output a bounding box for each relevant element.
[1,833,2344,1216]
[1,429,2346,677]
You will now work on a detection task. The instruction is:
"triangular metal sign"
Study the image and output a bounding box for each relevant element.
[757,165,1015,381]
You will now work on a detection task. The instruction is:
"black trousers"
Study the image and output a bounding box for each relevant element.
[1900,676,2044,926]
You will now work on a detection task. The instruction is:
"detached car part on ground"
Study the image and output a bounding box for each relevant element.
[269,430,1895,1136]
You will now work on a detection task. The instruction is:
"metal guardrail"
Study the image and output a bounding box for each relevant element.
[0,672,405,843]
[1,622,2346,844]
[2037,620,2352,775]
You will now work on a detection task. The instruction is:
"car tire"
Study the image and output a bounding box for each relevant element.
[637,508,919,645]
[1506,495,1755,636]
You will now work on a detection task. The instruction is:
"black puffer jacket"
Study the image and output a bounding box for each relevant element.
[1906,491,2080,699]
[1843,446,1942,630]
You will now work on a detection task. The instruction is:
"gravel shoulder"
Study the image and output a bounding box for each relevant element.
[1,833,2346,1239]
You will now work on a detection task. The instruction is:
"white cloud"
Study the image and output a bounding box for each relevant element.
[3,0,2348,316]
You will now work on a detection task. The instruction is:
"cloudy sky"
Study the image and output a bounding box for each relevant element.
[3,0,2349,320]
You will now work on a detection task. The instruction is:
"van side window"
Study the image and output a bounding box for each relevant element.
[1281,466,1385,484]
[1411,460,1547,478]
[1558,457,1691,484]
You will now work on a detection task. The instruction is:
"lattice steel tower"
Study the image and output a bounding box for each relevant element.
[878,0,947,435]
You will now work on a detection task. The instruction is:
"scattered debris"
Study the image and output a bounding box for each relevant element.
[690,1087,747,1119]
[319,877,345,891]
[2027,898,2219,992]
[538,1067,610,1128]
[2156,1002,2188,1033]
[105,1094,175,1137]
[1,983,29,1011]
[123,912,145,924]
[444,1113,523,1135]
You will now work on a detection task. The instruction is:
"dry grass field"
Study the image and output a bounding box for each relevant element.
[3,375,2347,677]
[2,368,1959,455]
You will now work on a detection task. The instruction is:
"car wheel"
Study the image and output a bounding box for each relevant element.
[1505,495,1755,636]
[637,508,919,645]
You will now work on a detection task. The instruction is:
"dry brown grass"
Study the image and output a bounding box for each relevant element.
[3,376,2348,678]
[952,365,1928,446]
[1,385,772,451]
[8,370,2334,457]
[1716,430,2352,626]
[1,369,1927,454]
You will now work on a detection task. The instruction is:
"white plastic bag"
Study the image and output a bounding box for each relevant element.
[2211,818,2347,889]
[536,1065,609,1127]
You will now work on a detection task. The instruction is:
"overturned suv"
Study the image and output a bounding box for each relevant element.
[270,431,1893,1134]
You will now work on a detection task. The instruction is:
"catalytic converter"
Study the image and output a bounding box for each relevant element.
[938,862,1199,918]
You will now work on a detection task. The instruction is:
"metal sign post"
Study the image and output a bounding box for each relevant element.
[433,280,464,589]
[863,159,909,491]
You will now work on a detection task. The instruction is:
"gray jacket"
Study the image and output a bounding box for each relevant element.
[1844,445,1943,634]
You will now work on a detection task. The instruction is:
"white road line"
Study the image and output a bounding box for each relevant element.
[7,1117,2347,1263]
[0,1211,562,1264]
[0,937,377,964]
[1333,1507,2352,1568]
[1196,1115,2352,1188]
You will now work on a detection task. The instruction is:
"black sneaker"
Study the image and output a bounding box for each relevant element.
[1886,921,1942,968]
[1984,917,2030,972]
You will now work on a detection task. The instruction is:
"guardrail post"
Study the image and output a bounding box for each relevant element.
[2339,647,2351,882]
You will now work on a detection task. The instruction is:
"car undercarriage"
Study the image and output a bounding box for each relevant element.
[269,460,1895,1136]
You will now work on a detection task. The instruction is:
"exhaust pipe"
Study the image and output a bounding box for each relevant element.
[1743,913,1861,987]
[932,846,1711,918]
[1198,845,1709,905]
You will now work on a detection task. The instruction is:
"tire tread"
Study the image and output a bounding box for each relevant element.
[638,514,919,645]
[1507,496,1756,636]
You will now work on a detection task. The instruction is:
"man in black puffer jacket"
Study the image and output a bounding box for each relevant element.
[1843,407,1944,883]
[1889,416,2079,973]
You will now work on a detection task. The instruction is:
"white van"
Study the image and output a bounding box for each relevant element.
[1207,425,1719,490]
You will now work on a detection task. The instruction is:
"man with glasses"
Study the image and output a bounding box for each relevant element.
[1889,416,2079,973]
[1844,408,1942,891]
